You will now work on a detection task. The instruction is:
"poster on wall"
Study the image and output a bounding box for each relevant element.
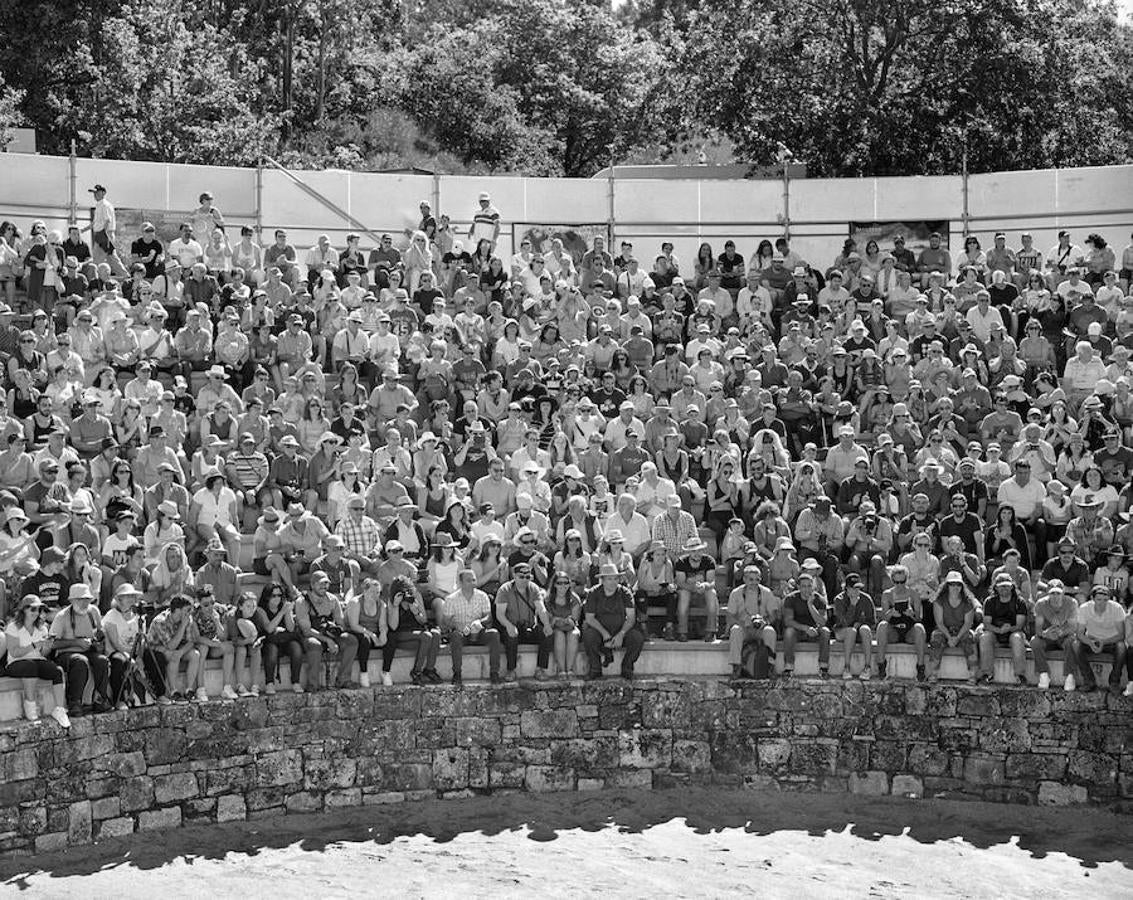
[849,220,950,253]
[98,208,193,246]
[512,223,612,265]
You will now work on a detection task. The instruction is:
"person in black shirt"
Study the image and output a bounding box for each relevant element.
[674,538,719,641]
[936,493,984,559]
[977,576,1028,684]
[62,225,91,265]
[590,371,626,419]
[131,224,165,279]
[582,564,645,680]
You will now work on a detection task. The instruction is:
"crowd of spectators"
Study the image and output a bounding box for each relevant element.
[1,182,1133,730]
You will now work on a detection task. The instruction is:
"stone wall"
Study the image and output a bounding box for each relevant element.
[1,679,1130,856]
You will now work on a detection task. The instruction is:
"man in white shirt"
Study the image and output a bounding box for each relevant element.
[603,492,651,559]
[604,401,646,452]
[632,462,676,524]
[737,271,773,332]
[995,459,1046,524]
[170,223,204,270]
[1062,342,1107,406]
[305,235,339,281]
[698,271,733,320]
[89,184,127,276]
[964,290,1005,343]
[1073,584,1127,693]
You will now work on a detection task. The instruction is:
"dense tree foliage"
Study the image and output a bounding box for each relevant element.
[0,0,1129,176]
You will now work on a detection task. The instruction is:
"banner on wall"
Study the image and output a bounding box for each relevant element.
[848,220,950,252]
[99,208,193,246]
[512,222,612,265]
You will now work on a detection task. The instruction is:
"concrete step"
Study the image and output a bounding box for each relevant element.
[0,644,1114,724]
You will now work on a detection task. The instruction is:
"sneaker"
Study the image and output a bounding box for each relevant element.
[157,695,172,706]
[291,683,304,694]
[841,669,853,681]
[264,684,276,696]
[410,670,424,686]
[702,632,716,643]
[22,700,38,722]
[915,664,926,683]
[782,667,793,678]
[534,668,548,681]
[1016,675,1028,686]
[381,672,393,687]
[49,706,71,728]
[819,667,829,680]
[677,632,688,643]
[236,684,252,697]
[196,687,210,702]
[423,669,443,685]
[115,701,129,712]
[221,685,238,700]
[358,673,371,688]
[505,670,517,682]
[249,686,260,696]
[860,669,871,681]
[1037,673,1050,690]
[1064,674,1076,692]
[662,623,676,641]
[1123,682,1133,698]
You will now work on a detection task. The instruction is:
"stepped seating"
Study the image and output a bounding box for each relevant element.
[0,643,1111,724]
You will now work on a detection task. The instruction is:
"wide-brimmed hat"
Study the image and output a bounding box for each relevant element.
[157,500,180,519]
[683,537,707,552]
[432,533,456,549]
[597,563,619,578]
[258,507,281,527]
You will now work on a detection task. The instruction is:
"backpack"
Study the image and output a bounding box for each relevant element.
[741,636,773,679]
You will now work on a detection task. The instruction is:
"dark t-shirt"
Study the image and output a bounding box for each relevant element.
[983,592,1026,630]
[784,590,828,629]
[583,583,633,632]
[937,512,982,556]
[675,554,715,586]
[131,237,165,279]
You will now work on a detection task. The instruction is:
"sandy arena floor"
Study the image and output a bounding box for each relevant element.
[1,788,1131,897]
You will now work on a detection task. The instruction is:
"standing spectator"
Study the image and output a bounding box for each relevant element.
[89,184,127,275]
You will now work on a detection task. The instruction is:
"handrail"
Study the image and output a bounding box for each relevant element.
[261,155,386,245]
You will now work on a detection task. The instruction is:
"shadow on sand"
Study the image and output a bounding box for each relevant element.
[2,787,1131,887]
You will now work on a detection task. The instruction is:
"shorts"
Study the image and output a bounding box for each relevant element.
[887,615,917,642]
[253,557,272,576]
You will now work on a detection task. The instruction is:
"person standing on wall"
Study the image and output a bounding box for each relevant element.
[468,192,501,252]
[89,185,127,277]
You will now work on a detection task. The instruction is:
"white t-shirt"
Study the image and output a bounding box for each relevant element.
[1078,599,1126,643]
[192,486,237,528]
[172,238,204,269]
[103,607,140,650]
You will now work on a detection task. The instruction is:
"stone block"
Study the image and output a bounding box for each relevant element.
[72,734,115,761]
[837,739,870,773]
[672,740,713,774]
[255,749,304,787]
[432,748,469,791]
[362,791,406,805]
[91,797,120,821]
[977,720,1031,754]
[382,763,434,792]
[790,740,838,775]
[325,789,363,809]
[710,732,761,775]
[103,751,146,779]
[997,691,1052,719]
[849,771,889,796]
[35,831,68,853]
[154,772,200,804]
[19,805,46,836]
[642,691,694,730]
[869,742,907,772]
[138,807,182,832]
[520,710,579,739]
[145,730,189,766]
[119,776,155,812]
[1005,753,1068,781]
[956,694,1000,717]
[205,766,253,796]
[489,762,526,789]
[95,817,135,839]
[455,717,502,747]
[578,777,605,791]
[216,794,246,823]
[303,757,358,790]
[549,735,619,771]
[606,770,654,789]
[962,754,1006,786]
[67,800,92,845]
[2,749,37,782]
[1068,751,1117,785]
[524,765,576,792]
[618,729,671,769]
[1038,781,1089,806]
[891,775,923,798]
[284,791,323,813]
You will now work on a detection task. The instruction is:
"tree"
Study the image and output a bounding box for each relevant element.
[0,73,25,150]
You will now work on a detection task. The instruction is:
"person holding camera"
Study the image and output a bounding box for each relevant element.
[726,564,781,679]
[875,564,928,681]
[844,500,892,599]
[296,570,358,691]
[48,583,111,717]
[494,562,553,681]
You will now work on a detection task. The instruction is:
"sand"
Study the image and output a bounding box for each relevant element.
[2,788,1131,898]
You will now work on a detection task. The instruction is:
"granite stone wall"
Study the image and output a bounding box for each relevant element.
[1,679,1131,856]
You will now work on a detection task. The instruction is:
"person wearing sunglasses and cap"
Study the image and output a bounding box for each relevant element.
[4,594,70,726]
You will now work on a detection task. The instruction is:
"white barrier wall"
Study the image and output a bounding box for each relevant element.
[1,154,1129,274]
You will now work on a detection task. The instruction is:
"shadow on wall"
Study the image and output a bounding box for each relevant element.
[2,787,1131,887]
